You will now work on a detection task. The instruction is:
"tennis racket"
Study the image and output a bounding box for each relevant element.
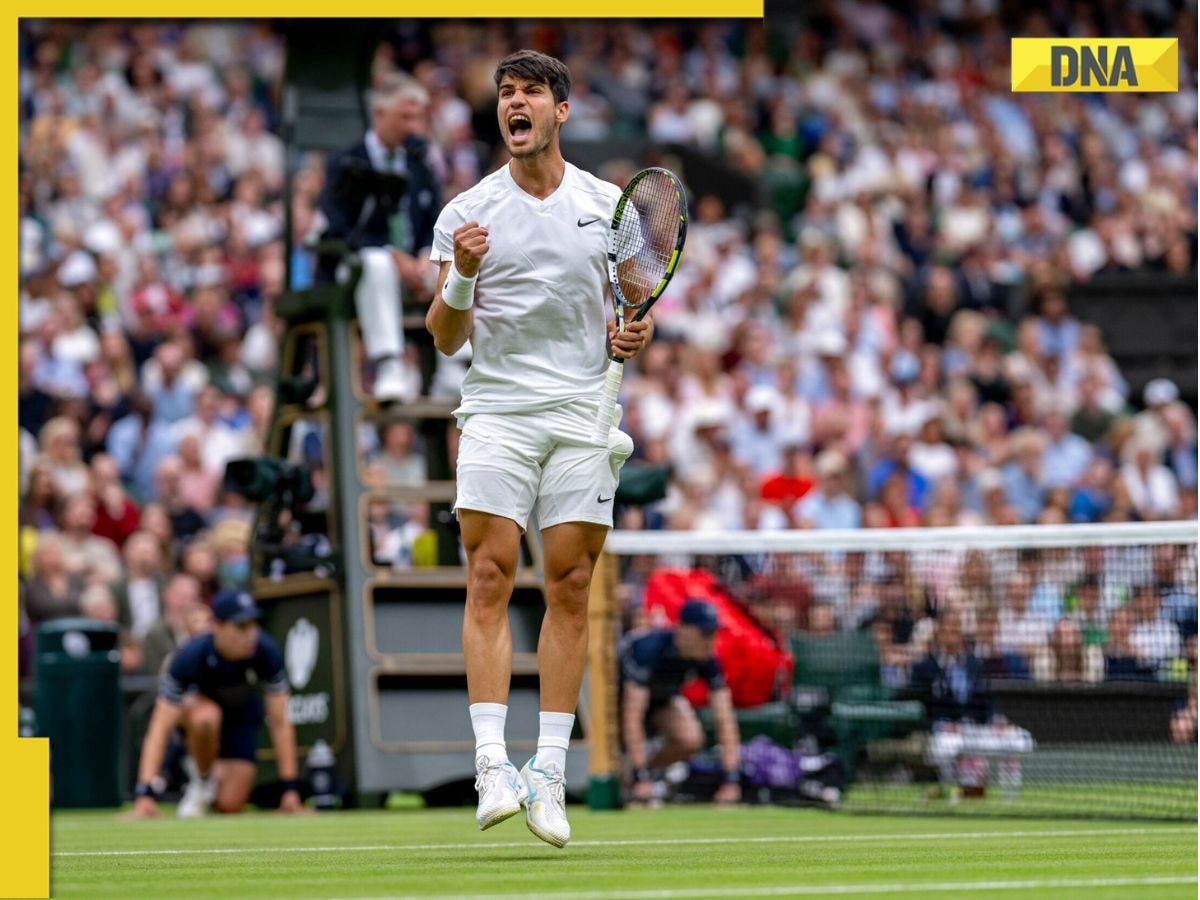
[594,167,689,441]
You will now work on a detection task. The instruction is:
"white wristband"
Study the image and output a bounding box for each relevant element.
[442,263,477,311]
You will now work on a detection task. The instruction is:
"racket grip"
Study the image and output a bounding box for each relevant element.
[595,360,625,442]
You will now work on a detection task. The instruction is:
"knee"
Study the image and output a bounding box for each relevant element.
[547,563,593,611]
[680,725,706,756]
[188,699,222,734]
[213,795,246,814]
[467,557,514,615]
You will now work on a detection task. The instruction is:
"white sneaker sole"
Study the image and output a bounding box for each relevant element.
[525,815,568,849]
[477,779,527,831]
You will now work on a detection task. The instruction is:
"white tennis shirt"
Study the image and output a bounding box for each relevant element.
[431,161,620,417]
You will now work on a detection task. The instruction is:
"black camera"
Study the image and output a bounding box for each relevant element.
[223,457,316,508]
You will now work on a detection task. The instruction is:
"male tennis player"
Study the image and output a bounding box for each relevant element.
[426,50,652,848]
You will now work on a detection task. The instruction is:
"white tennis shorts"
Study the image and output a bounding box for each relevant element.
[455,401,634,531]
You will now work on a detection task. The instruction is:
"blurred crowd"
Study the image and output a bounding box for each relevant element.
[16,11,1198,680]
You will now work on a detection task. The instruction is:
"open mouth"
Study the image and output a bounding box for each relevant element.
[508,113,532,139]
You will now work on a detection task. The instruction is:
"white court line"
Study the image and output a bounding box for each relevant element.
[53,825,1195,858]
[331,876,1199,900]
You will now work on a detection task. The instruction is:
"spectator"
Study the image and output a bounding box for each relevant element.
[25,533,85,625]
[759,439,814,509]
[1041,405,1092,490]
[794,449,861,530]
[114,530,167,643]
[1105,607,1155,682]
[57,493,122,584]
[140,573,205,677]
[1121,436,1181,521]
[997,572,1051,678]
[38,416,89,496]
[1129,585,1183,674]
[1002,428,1046,524]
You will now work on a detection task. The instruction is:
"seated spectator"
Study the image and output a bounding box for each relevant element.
[1105,608,1155,682]
[25,532,85,625]
[759,439,814,509]
[141,573,206,677]
[794,449,862,529]
[176,433,221,515]
[1002,428,1046,524]
[38,416,89,496]
[972,607,1030,679]
[997,572,1051,678]
[57,492,122,584]
[1069,574,1109,649]
[20,462,60,532]
[1129,584,1183,675]
[1121,436,1181,521]
[1069,458,1115,523]
[374,421,426,486]
[1041,405,1092,490]
[115,531,166,643]
[1048,618,1091,682]
[865,469,921,528]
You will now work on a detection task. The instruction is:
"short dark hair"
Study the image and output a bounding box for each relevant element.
[494,50,571,105]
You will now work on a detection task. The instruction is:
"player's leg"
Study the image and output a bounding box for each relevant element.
[461,510,523,706]
[356,246,416,402]
[459,510,527,828]
[517,520,608,847]
[455,411,545,829]
[177,695,222,818]
[649,695,705,769]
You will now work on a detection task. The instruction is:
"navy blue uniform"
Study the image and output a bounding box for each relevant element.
[619,628,726,725]
[159,633,288,761]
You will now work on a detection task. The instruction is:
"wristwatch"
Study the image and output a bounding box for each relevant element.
[134,782,158,800]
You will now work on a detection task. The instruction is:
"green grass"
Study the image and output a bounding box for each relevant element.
[51,806,1196,899]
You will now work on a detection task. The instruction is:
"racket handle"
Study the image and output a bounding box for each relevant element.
[595,359,625,442]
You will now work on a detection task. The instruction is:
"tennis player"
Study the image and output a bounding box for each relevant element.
[426,49,652,848]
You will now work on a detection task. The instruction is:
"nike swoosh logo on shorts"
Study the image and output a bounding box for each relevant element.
[597,495,613,503]
[578,217,601,227]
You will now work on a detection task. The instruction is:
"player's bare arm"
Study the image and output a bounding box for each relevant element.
[265,692,307,814]
[126,698,184,819]
[426,221,488,355]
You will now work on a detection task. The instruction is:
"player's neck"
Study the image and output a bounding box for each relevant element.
[508,152,566,201]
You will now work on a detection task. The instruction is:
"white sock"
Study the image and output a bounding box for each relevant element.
[470,702,508,765]
[537,711,575,773]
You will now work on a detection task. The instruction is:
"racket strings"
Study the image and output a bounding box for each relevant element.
[613,174,681,307]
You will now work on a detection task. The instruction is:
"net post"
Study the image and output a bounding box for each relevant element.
[586,548,622,810]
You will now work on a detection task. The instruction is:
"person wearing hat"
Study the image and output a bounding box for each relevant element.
[619,599,742,806]
[128,589,306,819]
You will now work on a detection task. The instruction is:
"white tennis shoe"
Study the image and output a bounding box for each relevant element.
[177,775,214,819]
[519,756,570,848]
[474,757,526,830]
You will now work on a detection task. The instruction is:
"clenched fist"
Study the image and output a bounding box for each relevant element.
[453,221,490,277]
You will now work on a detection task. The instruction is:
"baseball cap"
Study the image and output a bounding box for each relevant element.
[212,589,262,623]
[679,599,720,633]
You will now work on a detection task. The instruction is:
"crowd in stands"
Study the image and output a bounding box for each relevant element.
[17,12,1198,696]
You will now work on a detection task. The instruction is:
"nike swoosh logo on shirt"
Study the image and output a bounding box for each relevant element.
[577,217,601,227]
[597,495,613,503]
